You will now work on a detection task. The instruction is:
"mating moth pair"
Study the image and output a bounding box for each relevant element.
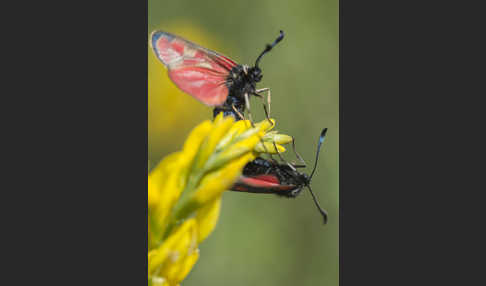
[151,30,328,224]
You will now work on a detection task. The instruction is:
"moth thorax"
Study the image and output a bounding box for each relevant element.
[242,65,249,75]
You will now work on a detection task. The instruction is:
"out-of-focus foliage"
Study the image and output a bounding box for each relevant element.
[148,0,338,285]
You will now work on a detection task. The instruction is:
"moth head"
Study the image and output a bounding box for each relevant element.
[248,66,262,83]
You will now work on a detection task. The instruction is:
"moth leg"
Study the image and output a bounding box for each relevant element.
[242,93,272,155]
[255,95,273,126]
[232,104,246,121]
[267,88,271,118]
[253,96,273,126]
[292,165,307,169]
[268,153,276,162]
[292,136,307,167]
[262,104,271,123]
[244,93,255,127]
[273,141,297,171]
[250,89,276,157]
[255,87,271,119]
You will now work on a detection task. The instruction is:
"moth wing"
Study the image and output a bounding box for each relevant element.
[231,175,296,194]
[151,31,238,106]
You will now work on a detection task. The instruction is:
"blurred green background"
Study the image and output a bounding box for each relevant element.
[148,0,338,285]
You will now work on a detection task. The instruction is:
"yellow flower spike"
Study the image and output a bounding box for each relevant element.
[148,233,174,275]
[254,118,276,132]
[174,152,255,220]
[254,141,286,154]
[192,152,255,206]
[148,152,182,208]
[214,120,248,152]
[149,116,284,285]
[236,123,265,141]
[148,152,189,244]
[148,219,198,284]
[225,118,274,150]
[193,116,234,171]
[173,249,199,283]
[232,119,252,134]
[195,197,222,243]
[212,111,225,124]
[150,154,187,242]
[161,228,198,285]
[177,120,214,187]
[181,120,213,161]
[173,116,235,216]
[264,130,278,135]
[150,276,170,286]
[263,133,293,145]
[206,132,262,172]
[214,120,253,151]
[172,118,264,220]
[148,174,160,208]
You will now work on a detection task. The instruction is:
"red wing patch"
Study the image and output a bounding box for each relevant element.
[250,175,280,185]
[235,175,296,192]
[168,67,229,106]
[151,31,238,106]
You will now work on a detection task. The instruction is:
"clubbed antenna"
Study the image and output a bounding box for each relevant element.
[255,30,285,68]
[307,185,328,224]
[307,128,328,224]
[309,128,327,181]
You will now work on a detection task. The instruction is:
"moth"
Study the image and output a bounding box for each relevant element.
[231,128,329,224]
[150,30,284,120]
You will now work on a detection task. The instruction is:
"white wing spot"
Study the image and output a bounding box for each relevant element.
[184,46,197,57]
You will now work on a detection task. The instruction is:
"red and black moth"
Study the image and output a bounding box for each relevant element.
[150,30,284,120]
[231,128,329,224]
[151,29,329,223]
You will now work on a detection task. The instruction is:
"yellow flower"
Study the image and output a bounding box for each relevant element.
[148,114,291,285]
[254,130,293,153]
[148,219,199,286]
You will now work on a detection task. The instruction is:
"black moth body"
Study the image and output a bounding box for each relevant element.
[213,65,261,118]
[213,31,284,120]
[233,157,310,198]
[230,129,329,224]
